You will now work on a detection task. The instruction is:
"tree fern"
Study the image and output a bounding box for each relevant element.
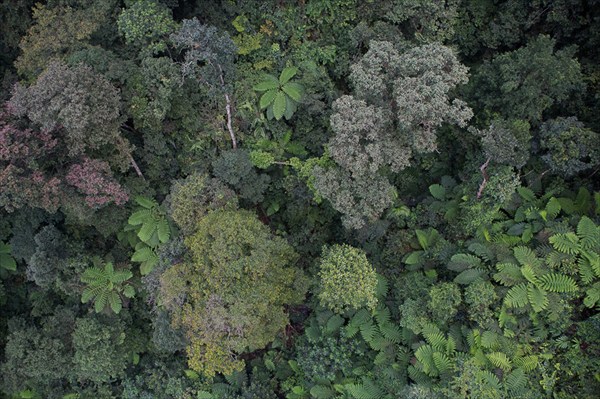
[127,196,174,274]
[81,262,134,314]
[128,196,172,247]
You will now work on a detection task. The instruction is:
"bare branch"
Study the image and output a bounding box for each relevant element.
[477,157,491,199]
[217,64,237,149]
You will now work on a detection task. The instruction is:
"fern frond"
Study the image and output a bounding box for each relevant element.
[545,250,572,270]
[138,221,157,244]
[446,335,457,355]
[504,284,529,308]
[425,332,447,351]
[498,307,517,329]
[481,331,500,349]
[407,365,431,385]
[157,218,171,243]
[373,350,392,366]
[513,246,541,268]
[345,380,384,399]
[432,352,453,374]
[360,321,377,343]
[374,306,391,326]
[468,242,494,263]
[520,265,539,285]
[494,263,523,286]
[487,352,511,371]
[379,323,402,343]
[111,270,133,284]
[415,344,437,376]
[109,291,122,314]
[368,334,392,351]
[95,289,108,313]
[375,274,388,299]
[583,283,600,308]
[81,286,103,303]
[135,196,158,209]
[577,216,599,250]
[578,257,596,284]
[527,285,549,312]
[80,267,105,284]
[545,197,562,219]
[449,253,482,272]
[454,268,486,285]
[132,246,158,263]
[310,385,334,399]
[513,355,539,372]
[128,209,152,226]
[478,370,501,390]
[538,273,578,293]
[549,233,580,254]
[504,367,527,395]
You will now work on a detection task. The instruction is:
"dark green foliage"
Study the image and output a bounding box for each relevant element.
[26,225,65,287]
[318,244,378,313]
[169,172,238,235]
[0,241,17,271]
[72,316,130,383]
[117,0,177,56]
[469,35,583,123]
[14,1,115,80]
[170,18,236,87]
[539,117,600,178]
[0,318,71,397]
[475,118,531,169]
[9,60,130,167]
[160,209,307,376]
[2,2,600,398]
[212,149,270,203]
